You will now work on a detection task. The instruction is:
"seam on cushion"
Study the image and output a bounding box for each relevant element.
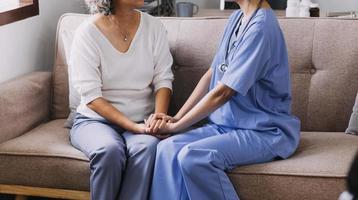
[173,20,182,65]
[61,13,358,21]
[228,170,346,178]
[160,17,229,20]
[306,19,317,131]
[0,152,89,162]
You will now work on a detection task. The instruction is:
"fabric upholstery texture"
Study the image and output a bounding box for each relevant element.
[229,132,358,200]
[0,120,89,191]
[229,174,345,200]
[1,14,357,199]
[346,93,358,135]
[309,20,358,132]
[51,15,358,133]
[0,119,356,196]
[0,72,51,144]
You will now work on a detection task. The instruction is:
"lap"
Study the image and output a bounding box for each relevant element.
[160,124,221,147]
[122,132,159,146]
[121,132,160,155]
[180,129,277,169]
[70,117,125,157]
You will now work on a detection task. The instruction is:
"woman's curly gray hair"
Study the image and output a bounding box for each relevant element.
[85,0,114,15]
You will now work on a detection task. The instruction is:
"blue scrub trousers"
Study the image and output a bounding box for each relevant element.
[150,124,277,200]
[70,114,159,200]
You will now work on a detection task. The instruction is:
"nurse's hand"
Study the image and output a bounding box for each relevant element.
[145,114,176,134]
[157,122,179,135]
[146,113,174,126]
[145,118,167,134]
[143,119,172,139]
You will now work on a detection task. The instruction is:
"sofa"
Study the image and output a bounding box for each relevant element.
[0,13,358,200]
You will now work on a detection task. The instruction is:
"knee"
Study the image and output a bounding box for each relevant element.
[156,137,177,155]
[177,145,197,172]
[130,135,159,158]
[178,145,226,173]
[90,143,126,171]
[177,144,218,173]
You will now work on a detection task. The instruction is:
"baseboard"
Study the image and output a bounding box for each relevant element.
[0,184,90,200]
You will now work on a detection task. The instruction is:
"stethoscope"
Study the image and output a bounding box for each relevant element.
[219,7,261,73]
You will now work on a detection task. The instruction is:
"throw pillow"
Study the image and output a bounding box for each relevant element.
[346,92,358,135]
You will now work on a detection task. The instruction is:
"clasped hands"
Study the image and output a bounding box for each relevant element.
[143,113,179,138]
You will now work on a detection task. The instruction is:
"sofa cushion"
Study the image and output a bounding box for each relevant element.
[0,120,89,191]
[229,131,358,200]
[51,14,358,132]
[52,14,88,119]
[1,119,358,197]
[346,92,358,135]
[0,72,52,144]
[308,19,358,132]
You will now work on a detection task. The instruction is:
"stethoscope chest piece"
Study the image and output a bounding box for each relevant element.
[219,63,228,73]
[218,9,260,75]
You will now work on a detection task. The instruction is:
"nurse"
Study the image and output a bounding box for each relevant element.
[149,0,300,199]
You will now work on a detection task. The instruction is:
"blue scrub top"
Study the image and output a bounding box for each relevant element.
[209,9,301,158]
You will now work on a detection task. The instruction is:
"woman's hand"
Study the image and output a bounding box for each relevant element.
[145,113,175,134]
[132,123,149,134]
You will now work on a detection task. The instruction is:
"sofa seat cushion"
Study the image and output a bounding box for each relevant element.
[0,119,90,191]
[1,122,357,198]
[228,132,358,200]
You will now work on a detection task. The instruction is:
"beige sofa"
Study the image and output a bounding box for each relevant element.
[0,13,358,200]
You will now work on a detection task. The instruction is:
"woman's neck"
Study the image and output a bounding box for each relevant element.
[110,5,137,23]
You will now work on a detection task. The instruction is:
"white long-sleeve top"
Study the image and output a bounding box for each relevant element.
[69,12,174,122]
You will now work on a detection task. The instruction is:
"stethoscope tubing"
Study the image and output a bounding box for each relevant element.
[219,7,261,73]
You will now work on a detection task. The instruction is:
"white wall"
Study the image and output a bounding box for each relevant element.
[0,0,87,83]
[181,0,358,11]
[312,0,358,12]
[177,0,219,9]
[1,0,357,83]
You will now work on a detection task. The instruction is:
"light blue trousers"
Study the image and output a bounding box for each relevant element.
[150,124,277,200]
[70,114,159,200]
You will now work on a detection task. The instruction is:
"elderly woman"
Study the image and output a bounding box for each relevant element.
[69,0,173,199]
[150,0,300,199]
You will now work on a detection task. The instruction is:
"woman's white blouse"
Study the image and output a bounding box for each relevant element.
[69,12,174,122]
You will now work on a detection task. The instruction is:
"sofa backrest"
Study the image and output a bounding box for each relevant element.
[52,13,358,132]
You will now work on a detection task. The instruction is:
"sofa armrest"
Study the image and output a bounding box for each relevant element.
[0,72,52,144]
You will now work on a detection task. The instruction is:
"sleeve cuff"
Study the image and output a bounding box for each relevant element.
[81,88,103,105]
[154,80,173,93]
[220,78,248,97]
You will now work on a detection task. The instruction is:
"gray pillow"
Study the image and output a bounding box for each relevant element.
[64,76,81,129]
[64,110,77,129]
[346,92,358,135]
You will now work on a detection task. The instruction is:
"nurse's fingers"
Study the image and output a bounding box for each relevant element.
[152,119,163,134]
[144,119,149,128]
[159,119,167,129]
[148,119,157,133]
[147,114,154,127]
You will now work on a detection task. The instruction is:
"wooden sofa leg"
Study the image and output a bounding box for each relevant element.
[15,195,28,200]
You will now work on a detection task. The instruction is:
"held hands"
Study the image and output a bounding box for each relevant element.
[144,113,179,138]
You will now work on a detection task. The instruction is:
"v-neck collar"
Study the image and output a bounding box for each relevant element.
[90,11,143,55]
